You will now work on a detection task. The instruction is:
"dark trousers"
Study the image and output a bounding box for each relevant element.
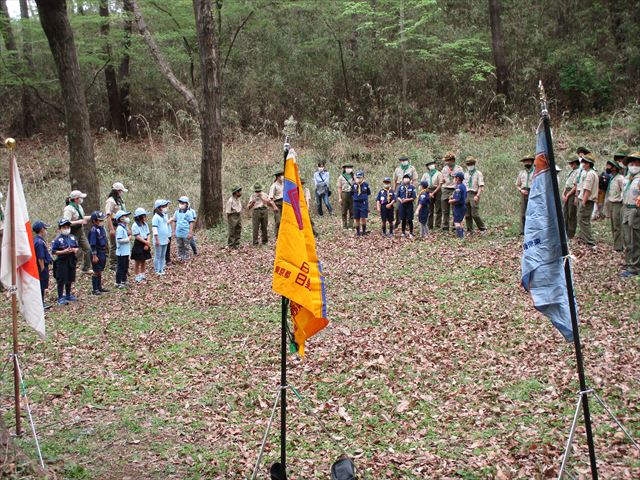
[520,191,529,235]
[428,189,441,229]
[315,191,333,216]
[116,255,129,284]
[227,212,242,247]
[165,238,172,264]
[340,192,354,228]
[562,192,578,238]
[252,208,268,245]
[400,202,414,234]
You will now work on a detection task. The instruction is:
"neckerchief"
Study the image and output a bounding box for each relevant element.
[401,163,411,173]
[525,168,533,189]
[606,173,620,195]
[71,201,84,219]
[468,170,475,190]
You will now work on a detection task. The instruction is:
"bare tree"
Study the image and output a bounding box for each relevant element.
[100,0,125,136]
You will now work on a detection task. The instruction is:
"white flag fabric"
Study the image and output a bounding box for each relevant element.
[0,156,46,339]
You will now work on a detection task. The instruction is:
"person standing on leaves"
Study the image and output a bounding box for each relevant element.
[248,182,277,246]
[595,162,611,221]
[313,161,333,216]
[351,171,371,236]
[450,171,468,239]
[104,182,127,270]
[337,162,355,229]
[415,180,431,238]
[186,201,198,256]
[393,155,418,229]
[397,173,417,238]
[172,196,195,261]
[606,158,625,252]
[33,221,52,309]
[576,153,599,248]
[63,190,92,273]
[152,199,171,275]
[440,152,464,232]
[463,156,487,234]
[114,210,132,288]
[269,172,284,237]
[562,158,580,239]
[225,186,243,249]
[516,156,535,235]
[421,159,442,230]
[376,177,396,237]
[301,177,319,237]
[51,218,79,305]
[572,147,589,208]
[87,211,109,295]
[620,152,640,278]
[131,208,152,282]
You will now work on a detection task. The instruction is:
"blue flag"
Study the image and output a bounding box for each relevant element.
[520,128,575,342]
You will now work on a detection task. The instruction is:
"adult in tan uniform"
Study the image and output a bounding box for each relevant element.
[620,152,640,277]
[104,182,128,269]
[576,153,599,247]
[393,155,419,229]
[515,156,534,235]
[63,190,92,272]
[269,172,284,237]
[606,158,625,252]
[463,156,486,233]
[421,159,442,230]
[440,152,463,232]
[248,182,277,246]
[225,186,243,249]
[561,158,580,238]
[337,163,355,229]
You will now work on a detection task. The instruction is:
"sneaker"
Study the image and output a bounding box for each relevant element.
[116,283,127,289]
[134,274,142,283]
[92,290,102,296]
[43,303,52,310]
[407,233,414,239]
[65,295,78,302]
[99,287,110,293]
[57,298,68,305]
[157,271,166,276]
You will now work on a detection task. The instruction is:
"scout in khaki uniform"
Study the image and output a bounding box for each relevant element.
[421,159,442,229]
[516,156,534,235]
[606,159,625,252]
[393,155,419,228]
[337,163,355,229]
[614,145,631,177]
[562,158,580,239]
[576,153,599,247]
[63,190,93,273]
[440,152,464,232]
[463,156,486,233]
[269,172,284,237]
[620,152,640,277]
[247,183,277,246]
[225,186,243,248]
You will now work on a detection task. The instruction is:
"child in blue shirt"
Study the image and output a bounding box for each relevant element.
[33,220,52,309]
[351,171,371,236]
[88,211,109,295]
[449,171,468,239]
[415,180,431,238]
[375,177,396,237]
[397,173,417,238]
[172,196,195,260]
[114,210,131,287]
[51,218,79,305]
[152,199,171,275]
[131,208,152,283]
[187,203,198,256]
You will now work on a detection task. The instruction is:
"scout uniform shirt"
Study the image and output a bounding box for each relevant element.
[337,172,354,194]
[34,234,53,271]
[269,181,284,201]
[421,169,442,191]
[376,188,396,208]
[225,196,242,214]
[104,197,125,224]
[516,167,534,191]
[396,183,417,202]
[63,202,85,226]
[351,181,371,202]
[574,166,585,197]
[394,164,418,187]
[563,168,580,194]
[622,174,640,206]
[88,224,108,254]
[441,165,464,190]
[464,168,485,194]
[607,173,625,203]
[249,192,271,208]
[581,169,599,202]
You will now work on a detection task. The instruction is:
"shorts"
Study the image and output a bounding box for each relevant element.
[353,202,369,219]
[453,205,467,223]
[92,252,107,273]
[380,207,394,222]
[39,266,50,290]
[418,212,428,225]
[53,255,77,283]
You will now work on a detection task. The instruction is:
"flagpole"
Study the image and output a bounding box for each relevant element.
[280,139,289,476]
[538,83,598,479]
[6,138,22,436]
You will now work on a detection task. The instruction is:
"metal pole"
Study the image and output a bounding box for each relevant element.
[280,296,287,472]
[538,85,598,479]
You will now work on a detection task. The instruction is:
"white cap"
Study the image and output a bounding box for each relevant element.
[112,182,128,192]
[69,190,87,199]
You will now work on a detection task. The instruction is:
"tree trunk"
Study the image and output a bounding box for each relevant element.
[193,0,223,227]
[119,0,133,138]
[99,0,125,136]
[399,0,406,137]
[19,0,36,137]
[0,0,17,51]
[35,0,100,212]
[488,0,509,100]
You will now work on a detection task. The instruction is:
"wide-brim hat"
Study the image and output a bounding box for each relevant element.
[520,156,535,163]
[567,157,580,165]
[626,151,640,162]
[114,210,131,221]
[398,155,409,162]
[465,156,477,165]
[69,190,87,199]
[576,146,591,155]
[606,159,622,170]
[425,159,436,166]
[112,182,128,192]
[613,145,631,161]
[253,182,263,191]
[444,151,456,161]
[342,163,353,169]
[274,171,284,177]
[581,153,596,165]
[231,186,242,194]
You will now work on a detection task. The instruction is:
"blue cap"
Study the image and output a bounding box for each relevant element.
[32,221,51,232]
[178,196,190,204]
[134,207,148,218]
[90,211,107,221]
[420,180,429,188]
[355,171,364,178]
[154,199,170,209]
[114,210,131,221]
[383,177,391,183]
[454,171,465,180]
[58,218,71,227]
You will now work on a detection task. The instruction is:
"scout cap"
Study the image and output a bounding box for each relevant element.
[420,180,429,188]
[454,171,465,180]
[69,190,87,199]
[231,186,242,194]
[355,171,364,178]
[581,153,596,165]
[114,210,130,221]
[178,196,189,204]
[32,220,50,232]
[626,151,640,162]
[90,211,107,221]
[444,151,456,161]
[112,182,128,192]
[274,171,284,177]
[568,157,580,165]
[253,182,263,191]
[465,156,477,165]
[606,159,622,170]
[613,145,631,161]
[576,146,590,155]
[383,177,392,183]
[154,199,170,209]
[398,155,409,161]
[134,207,148,218]
[58,218,71,227]
[425,159,436,166]
[520,156,534,163]
[402,173,411,179]
[342,163,353,168]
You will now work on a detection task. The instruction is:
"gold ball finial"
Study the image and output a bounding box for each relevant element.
[4,138,16,150]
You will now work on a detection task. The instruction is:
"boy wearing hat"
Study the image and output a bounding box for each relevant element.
[621,152,640,277]
[337,163,355,229]
[576,153,599,247]
[614,145,631,176]
[393,155,418,228]
[421,159,442,230]
[51,218,79,305]
[33,221,52,309]
[440,152,464,232]
[225,186,243,248]
[351,171,371,236]
[397,172,417,238]
[63,190,92,273]
[562,158,580,238]
[269,172,284,236]
[463,156,486,233]
[449,171,468,239]
[606,158,625,252]
[516,156,535,235]
[172,196,195,260]
[375,177,396,237]
[415,180,431,238]
[313,161,333,216]
[88,211,109,295]
[247,183,277,245]
[114,210,132,287]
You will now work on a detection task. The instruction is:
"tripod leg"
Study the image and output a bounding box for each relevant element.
[558,392,584,480]
[591,391,640,450]
[251,388,282,480]
[14,355,45,468]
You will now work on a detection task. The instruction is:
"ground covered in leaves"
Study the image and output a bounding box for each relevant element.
[1,213,638,479]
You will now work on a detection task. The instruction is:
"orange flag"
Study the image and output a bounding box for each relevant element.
[272,149,328,356]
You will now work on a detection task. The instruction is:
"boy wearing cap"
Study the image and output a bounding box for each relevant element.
[172,196,195,260]
[562,158,580,238]
[449,172,468,239]
[440,152,464,232]
[314,161,333,216]
[269,172,284,237]
[421,159,442,230]
[225,186,243,248]
[393,155,418,228]
[621,152,640,277]
[131,208,152,282]
[114,210,132,287]
[105,182,128,270]
[397,173,417,238]
[33,221,52,309]
[248,183,277,245]
[51,218,79,305]
[337,163,355,229]
[375,177,396,237]
[415,180,431,238]
[63,190,92,273]
[606,158,625,252]
[88,211,109,295]
[516,156,535,235]
[463,156,486,233]
[577,153,599,247]
[351,171,371,236]
[152,200,171,274]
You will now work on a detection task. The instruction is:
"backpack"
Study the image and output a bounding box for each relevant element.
[332,456,356,480]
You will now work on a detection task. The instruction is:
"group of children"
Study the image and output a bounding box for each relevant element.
[33,192,198,308]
